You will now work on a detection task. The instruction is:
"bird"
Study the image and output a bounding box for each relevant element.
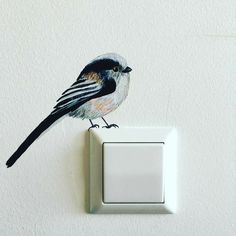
[6,53,132,168]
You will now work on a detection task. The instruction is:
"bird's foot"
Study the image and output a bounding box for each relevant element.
[102,124,119,129]
[88,124,99,131]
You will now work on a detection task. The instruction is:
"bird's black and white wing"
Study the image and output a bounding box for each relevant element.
[52,73,116,114]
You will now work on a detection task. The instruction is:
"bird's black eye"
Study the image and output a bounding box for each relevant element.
[113,66,119,72]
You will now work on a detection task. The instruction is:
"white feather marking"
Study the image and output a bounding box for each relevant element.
[56,90,99,108]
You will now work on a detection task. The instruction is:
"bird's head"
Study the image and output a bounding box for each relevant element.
[78,53,132,82]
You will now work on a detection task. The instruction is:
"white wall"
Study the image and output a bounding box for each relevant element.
[0,0,235,235]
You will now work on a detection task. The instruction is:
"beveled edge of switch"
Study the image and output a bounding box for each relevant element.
[89,127,177,214]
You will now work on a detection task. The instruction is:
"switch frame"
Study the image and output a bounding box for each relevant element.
[89,128,177,214]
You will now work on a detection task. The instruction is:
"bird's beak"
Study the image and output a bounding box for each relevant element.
[122,66,132,73]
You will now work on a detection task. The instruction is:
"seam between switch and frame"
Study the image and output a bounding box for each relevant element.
[101,142,165,205]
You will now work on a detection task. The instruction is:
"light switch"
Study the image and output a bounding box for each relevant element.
[103,143,164,203]
[89,128,177,214]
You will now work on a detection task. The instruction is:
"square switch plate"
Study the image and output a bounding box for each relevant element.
[89,128,177,214]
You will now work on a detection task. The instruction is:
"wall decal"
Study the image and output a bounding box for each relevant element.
[6,53,132,168]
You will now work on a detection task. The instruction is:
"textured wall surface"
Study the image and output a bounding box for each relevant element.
[0,0,235,235]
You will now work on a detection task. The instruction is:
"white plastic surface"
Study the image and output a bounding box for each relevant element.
[103,143,164,203]
[89,128,177,214]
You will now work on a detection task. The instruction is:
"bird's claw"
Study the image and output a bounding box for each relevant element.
[102,124,119,129]
[88,124,99,131]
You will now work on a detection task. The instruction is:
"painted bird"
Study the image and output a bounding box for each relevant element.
[6,53,132,168]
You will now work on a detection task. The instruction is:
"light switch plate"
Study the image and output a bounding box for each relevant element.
[89,128,177,214]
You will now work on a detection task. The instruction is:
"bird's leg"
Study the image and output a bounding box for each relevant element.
[88,119,99,131]
[101,117,119,128]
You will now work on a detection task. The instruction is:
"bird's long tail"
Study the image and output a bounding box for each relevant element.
[6,110,67,168]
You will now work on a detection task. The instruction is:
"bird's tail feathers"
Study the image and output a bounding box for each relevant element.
[6,110,67,168]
